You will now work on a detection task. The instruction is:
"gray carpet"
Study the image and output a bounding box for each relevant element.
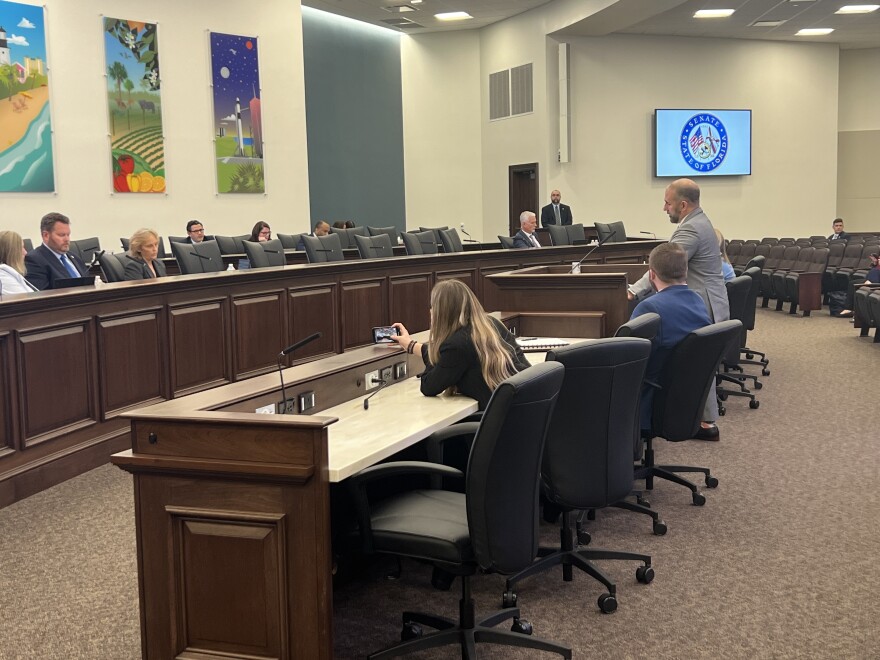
[1,307,877,660]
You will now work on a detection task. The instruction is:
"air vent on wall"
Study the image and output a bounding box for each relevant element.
[380,17,423,27]
[489,70,511,120]
[489,64,533,121]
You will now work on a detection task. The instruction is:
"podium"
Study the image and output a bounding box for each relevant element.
[485,264,648,337]
[112,412,335,659]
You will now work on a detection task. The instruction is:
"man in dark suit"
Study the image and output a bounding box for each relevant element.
[512,212,541,249]
[24,212,89,290]
[297,221,330,250]
[540,189,573,226]
[185,219,210,244]
[828,218,849,241]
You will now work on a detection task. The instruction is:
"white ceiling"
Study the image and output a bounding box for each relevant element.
[303,0,880,48]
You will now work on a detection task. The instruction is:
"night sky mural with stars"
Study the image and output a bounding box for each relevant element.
[210,31,264,193]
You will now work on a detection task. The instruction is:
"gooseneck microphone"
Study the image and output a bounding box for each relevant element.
[277,332,322,414]
[569,230,617,273]
[363,376,389,410]
[640,231,657,239]
[459,223,477,243]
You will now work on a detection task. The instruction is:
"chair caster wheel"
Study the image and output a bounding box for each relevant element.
[653,520,668,535]
[636,496,651,508]
[718,391,728,401]
[749,400,760,409]
[754,381,763,390]
[762,369,770,376]
[692,492,706,506]
[746,352,754,359]
[705,475,719,488]
[401,622,423,641]
[502,590,517,609]
[718,406,726,416]
[597,593,618,613]
[431,567,455,591]
[577,530,592,546]
[636,566,655,584]
[511,618,532,635]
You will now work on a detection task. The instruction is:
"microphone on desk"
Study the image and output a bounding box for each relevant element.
[363,376,389,410]
[276,332,322,414]
[569,230,617,273]
[189,251,212,261]
[263,249,281,254]
[459,223,478,243]
[640,231,657,239]
[90,250,105,268]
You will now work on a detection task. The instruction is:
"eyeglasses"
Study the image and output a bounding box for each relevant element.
[189,228,205,233]
[259,230,271,236]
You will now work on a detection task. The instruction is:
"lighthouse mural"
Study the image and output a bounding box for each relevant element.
[210,32,264,194]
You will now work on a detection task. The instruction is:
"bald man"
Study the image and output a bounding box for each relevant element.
[540,189,573,226]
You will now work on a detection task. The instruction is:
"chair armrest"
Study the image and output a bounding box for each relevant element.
[425,422,480,488]
[348,461,465,553]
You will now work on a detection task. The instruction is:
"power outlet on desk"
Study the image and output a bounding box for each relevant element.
[365,369,380,390]
[380,366,393,383]
[277,399,296,415]
[393,362,407,380]
[299,391,315,412]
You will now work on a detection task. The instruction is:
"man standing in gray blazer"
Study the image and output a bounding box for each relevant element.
[628,178,729,439]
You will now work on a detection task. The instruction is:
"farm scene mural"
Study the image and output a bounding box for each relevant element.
[210,31,264,194]
[0,1,54,192]
[103,17,165,193]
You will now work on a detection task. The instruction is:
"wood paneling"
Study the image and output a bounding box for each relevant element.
[435,268,477,295]
[232,292,287,378]
[389,274,432,334]
[18,322,96,446]
[288,285,337,360]
[340,279,386,349]
[169,300,230,396]
[98,310,166,418]
[0,333,13,457]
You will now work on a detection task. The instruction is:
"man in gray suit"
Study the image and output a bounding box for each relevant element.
[628,178,729,440]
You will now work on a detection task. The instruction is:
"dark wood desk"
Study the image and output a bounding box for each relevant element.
[0,240,659,507]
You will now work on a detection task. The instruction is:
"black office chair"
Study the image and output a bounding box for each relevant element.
[98,252,126,283]
[302,233,344,263]
[498,235,516,249]
[439,228,464,253]
[546,225,569,246]
[635,320,743,505]
[716,276,760,412]
[214,234,249,255]
[594,221,627,244]
[69,237,102,267]
[401,230,439,255]
[242,239,285,268]
[354,233,394,259]
[277,233,306,250]
[367,226,400,245]
[738,266,770,375]
[170,239,224,274]
[330,226,368,250]
[23,238,34,253]
[349,362,570,659]
[167,235,188,244]
[502,339,654,615]
[419,226,449,248]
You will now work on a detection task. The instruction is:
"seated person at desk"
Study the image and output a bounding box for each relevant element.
[0,230,38,294]
[123,228,167,280]
[249,221,272,242]
[631,242,719,440]
[839,251,880,318]
[389,279,530,410]
[184,219,211,244]
[512,211,541,249]
[298,221,330,250]
[24,212,89,290]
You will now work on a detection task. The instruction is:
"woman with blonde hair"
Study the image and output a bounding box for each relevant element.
[124,228,167,280]
[390,279,529,409]
[715,228,735,281]
[0,231,37,294]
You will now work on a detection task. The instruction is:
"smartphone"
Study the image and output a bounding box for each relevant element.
[372,326,400,344]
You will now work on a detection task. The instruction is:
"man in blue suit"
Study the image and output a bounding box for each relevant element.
[24,212,89,290]
[631,242,718,440]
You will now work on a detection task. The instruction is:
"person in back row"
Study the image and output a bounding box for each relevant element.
[828,218,849,241]
[0,231,38,295]
[512,211,541,249]
[388,279,530,410]
[25,212,89,290]
[631,242,718,440]
[123,228,167,280]
[249,221,271,243]
[298,221,330,250]
[184,220,210,244]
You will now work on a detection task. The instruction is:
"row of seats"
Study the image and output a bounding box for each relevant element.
[854,286,880,343]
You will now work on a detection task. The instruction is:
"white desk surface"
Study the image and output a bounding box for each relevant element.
[325,376,478,482]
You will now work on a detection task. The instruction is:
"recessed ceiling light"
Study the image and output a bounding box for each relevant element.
[835,4,879,13]
[435,11,472,21]
[751,20,787,27]
[410,0,422,3]
[795,28,834,35]
[383,4,417,13]
[694,9,735,18]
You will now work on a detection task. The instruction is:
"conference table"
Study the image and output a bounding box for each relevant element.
[111,314,592,659]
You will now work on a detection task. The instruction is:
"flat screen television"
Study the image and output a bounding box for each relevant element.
[654,109,752,177]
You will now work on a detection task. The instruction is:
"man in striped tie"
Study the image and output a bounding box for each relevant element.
[512,211,542,249]
[24,212,89,290]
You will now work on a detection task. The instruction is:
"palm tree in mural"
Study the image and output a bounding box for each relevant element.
[0,64,15,102]
[124,78,134,130]
[107,61,128,105]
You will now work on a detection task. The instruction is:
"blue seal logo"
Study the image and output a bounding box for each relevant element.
[680,113,728,172]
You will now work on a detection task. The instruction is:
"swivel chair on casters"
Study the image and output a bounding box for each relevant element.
[349,363,571,659]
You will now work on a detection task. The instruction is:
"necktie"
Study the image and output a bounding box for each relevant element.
[531,234,540,248]
[60,254,79,277]
[554,205,561,224]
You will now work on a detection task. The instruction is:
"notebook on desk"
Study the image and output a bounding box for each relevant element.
[51,276,96,290]
[516,337,570,352]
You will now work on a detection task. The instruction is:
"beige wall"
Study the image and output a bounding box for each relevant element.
[837,48,880,229]
[4,0,309,251]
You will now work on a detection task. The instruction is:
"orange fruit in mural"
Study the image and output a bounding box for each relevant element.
[151,175,166,192]
[139,171,154,192]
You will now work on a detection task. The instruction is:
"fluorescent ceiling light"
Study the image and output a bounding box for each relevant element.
[835,4,879,13]
[410,0,423,3]
[795,28,834,35]
[751,20,787,27]
[435,11,472,20]
[694,9,735,18]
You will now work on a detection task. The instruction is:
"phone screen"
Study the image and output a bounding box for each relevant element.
[372,326,399,343]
